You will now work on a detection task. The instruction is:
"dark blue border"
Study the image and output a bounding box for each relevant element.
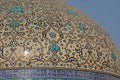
[0,68,119,80]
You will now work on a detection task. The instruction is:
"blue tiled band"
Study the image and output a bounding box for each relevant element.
[0,68,119,80]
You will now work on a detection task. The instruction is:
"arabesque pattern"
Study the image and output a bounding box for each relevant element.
[0,0,120,77]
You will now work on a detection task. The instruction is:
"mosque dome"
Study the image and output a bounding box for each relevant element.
[0,0,120,80]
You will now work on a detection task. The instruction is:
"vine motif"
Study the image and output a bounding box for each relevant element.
[0,0,119,76]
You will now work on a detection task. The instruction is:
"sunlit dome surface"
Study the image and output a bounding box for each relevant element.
[0,0,120,80]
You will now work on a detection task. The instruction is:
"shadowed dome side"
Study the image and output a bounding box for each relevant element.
[0,0,120,79]
[63,1,120,76]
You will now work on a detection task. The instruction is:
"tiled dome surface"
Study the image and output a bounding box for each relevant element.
[0,0,120,79]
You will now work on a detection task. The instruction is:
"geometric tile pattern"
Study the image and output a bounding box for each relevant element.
[0,0,120,78]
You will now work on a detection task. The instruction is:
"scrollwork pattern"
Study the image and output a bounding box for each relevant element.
[0,0,119,76]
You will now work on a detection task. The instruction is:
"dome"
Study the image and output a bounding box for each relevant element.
[0,0,120,79]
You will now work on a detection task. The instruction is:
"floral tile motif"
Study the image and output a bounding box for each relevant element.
[0,0,120,78]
